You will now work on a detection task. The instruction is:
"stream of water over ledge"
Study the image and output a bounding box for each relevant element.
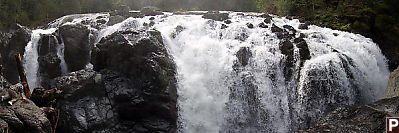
[23,11,389,132]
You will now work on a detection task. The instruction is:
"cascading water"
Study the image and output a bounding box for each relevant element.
[24,28,57,91]
[151,13,389,132]
[23,11,389,132]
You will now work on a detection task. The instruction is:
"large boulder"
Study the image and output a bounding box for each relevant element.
[0,24,31,84]
[0,78,52,133]
[58,24,90,72]
[37,33,63,88]
[53,29,178,132]
[302,96,399,133]
[383,66,399,99]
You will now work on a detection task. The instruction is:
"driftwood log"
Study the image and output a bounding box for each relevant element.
[14,52,31,98]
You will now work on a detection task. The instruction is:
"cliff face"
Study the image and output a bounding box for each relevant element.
[383,67,399,99]
[303,67,399,132]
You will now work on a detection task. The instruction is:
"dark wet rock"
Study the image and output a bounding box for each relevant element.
[171,25,185,38]
[246,23,254,29]
[283,25,296,34]
[57,29,178,132]
[224,20,232,24]
[0,24,31,84]
[0,86,52,133]
[279,40,294,81]
[31,87,62,108]
[202,11,229,21]
[221,24,228,29]
[149,21,155,27]
[149,17,155,20]
[294,38,311,67]
[38,33,60,56]
[96,19,107,24]
[333,33,339,36]
[38,53,62,88]
[235,47,252,67]
[36,32,63,88]
[140,6,163,16]
[59,24,90,72]
[298,22,310,30]
[258,22,268,28]
[299,33,306,39]
[271,24,284,33]
[383,66,399,99]
[276,32,294,40]
[259,14,272,24]
[302,96,399,133]
[107,15,126,26]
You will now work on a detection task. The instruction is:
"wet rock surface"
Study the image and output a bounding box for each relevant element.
[383,66,399,99]
[302,96,399,133]
[59,24,91,72]
[37,33,63,88]
[0,24,31,84]
[53,29,178,133]
[0,76,52,133]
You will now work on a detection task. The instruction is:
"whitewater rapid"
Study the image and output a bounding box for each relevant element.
[23,11,390,132]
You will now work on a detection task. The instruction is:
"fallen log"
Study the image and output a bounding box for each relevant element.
[14,52,31,99]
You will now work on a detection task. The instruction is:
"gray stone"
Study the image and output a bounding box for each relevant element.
[383,67,399,99]
[59,24,91,72]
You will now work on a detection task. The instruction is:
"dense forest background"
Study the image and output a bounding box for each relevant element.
[0,0,398,68]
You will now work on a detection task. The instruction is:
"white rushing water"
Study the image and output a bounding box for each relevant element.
[24,28,57,91]
[151,13,390,132]
[23,12,390,132]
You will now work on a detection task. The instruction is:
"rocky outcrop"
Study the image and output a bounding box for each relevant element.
[302,96,399,133]
[0,76,52,133]
[202,11,229,21]
[0,24,31,84]
[259,14,272,24]
[235,47,252,67]
[53,29,177,132]
[37,33,63,88]
[59,24,90,72]
[383,66,399,99]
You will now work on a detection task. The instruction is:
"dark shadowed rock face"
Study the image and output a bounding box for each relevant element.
[59,24,91,72]
[235,47,252,67]
[54,29,177,133]
[0,24,31,84]
[0,76,52,133]
[302,96,399,133]
[37,33,63,88]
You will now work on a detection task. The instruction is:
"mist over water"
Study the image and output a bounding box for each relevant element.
[23,12,389,132]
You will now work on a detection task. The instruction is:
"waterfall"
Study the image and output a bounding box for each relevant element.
[22,12,389,132]
[55,35,68,74]
[151,13,389,132]
[24,28,57,91]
